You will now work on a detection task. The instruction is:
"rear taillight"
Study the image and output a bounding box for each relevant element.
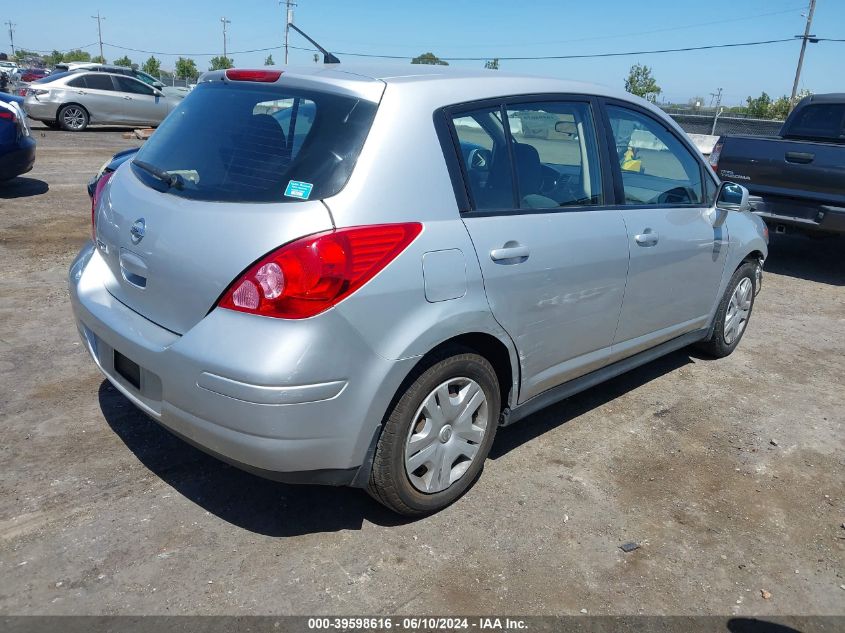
[91,170,114,240]
[219,223,423,319]
[709,141,723,175]
[225,69,283,82]
[0,110,15,122]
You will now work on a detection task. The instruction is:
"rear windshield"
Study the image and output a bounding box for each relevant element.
[784,104,845,141]
[130,81,378,202]
[33,71,73,84]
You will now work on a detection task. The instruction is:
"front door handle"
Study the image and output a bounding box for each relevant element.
[123,95,133,100]
[490,243,530,262]
[634,229,659,246]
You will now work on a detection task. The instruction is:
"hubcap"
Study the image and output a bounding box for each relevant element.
[404,377,489,494]
[724,277,753,345]
[63,107,85,129]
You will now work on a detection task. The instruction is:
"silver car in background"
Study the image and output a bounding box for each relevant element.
[69,65,768,516]
[24,71,178,131]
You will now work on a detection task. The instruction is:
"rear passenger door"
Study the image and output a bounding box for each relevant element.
[600,101,727,358]
[446,97,630,403]
[76,73,124,124]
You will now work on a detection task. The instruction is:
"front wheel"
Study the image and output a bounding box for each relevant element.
[696,262,758,358]
[368,349,501,516]
[58,104,89,131]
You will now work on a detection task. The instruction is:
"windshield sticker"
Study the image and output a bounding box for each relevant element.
[284,180,314,200]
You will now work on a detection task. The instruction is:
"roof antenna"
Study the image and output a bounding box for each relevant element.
[288,24,340,64]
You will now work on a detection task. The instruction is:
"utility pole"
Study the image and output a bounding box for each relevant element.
[282,0,297,64]
[91,12,105,61]
[790,0,817,112]
[5,20,15,56]
[221,17,231,59]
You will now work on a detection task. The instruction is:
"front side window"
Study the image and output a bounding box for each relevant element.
[606,105,703,205]
[115,76,156,96]
[505,101,603,208]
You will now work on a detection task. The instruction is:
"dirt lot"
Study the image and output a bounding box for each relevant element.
[0,124,843,616]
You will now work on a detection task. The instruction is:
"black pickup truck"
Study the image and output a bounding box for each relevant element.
[709,93,845,236]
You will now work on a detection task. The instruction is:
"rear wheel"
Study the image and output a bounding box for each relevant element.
[696,261,757,358]
[368,349,500,516]
[58,104,89,131]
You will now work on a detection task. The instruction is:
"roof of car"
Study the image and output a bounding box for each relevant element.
[203,63,632,108]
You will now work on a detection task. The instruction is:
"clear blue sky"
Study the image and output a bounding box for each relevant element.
[6,0,843,105]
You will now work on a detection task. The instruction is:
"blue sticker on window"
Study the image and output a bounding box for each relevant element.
[284,180,314,200]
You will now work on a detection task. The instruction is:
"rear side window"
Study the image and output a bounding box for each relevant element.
[131,82,377,202]
[606,105,703,205]
[786,104,845,141]
[66,76,86,88]
[505,101,603,208]
[84,74,116,91]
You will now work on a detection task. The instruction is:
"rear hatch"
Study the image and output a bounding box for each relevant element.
[95,72,382,334]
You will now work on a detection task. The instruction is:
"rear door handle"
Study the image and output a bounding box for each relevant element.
[785,151,814,164]
[634,229,659,246]
[490,244,530,262]
[123,95,133,100]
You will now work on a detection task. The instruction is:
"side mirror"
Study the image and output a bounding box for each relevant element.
[716,182,750,212]
[153,81,165,89]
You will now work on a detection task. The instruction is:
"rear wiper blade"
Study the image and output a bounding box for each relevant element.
[133,159,184,189]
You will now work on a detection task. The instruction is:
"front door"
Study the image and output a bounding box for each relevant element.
[603,102,728,357]
[449,99,629,403]
[113,76,169,125]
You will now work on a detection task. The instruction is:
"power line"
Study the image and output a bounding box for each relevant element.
[96,36,826,60]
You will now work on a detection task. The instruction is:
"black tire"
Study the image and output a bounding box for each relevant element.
[58,104,89,131]
[368,348,501,516]
[696,261,758,358]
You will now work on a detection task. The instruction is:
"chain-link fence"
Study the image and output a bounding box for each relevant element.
[661,107,785,137]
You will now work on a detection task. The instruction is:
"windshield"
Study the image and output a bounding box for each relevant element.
[131,81,377,203]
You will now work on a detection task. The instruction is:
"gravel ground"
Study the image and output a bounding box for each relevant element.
[0,124,843,616]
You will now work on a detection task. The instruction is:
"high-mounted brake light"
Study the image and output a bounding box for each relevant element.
[219,223,423,319]
[91,170,114,240]
[225,69,283,83]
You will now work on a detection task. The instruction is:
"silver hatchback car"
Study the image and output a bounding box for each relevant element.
[24,71,178,131]
[69,65,768,515]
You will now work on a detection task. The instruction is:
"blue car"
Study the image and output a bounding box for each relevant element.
[0,93,36,181]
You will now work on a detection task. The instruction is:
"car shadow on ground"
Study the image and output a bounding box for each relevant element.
[764,232,844,286]
[99,349,695,536]
[0,176,49,198]
[98,380,409,536]
[489,349,692,459]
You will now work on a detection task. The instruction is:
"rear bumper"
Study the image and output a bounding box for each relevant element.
[69,243,416,485]
[23,99,58,122]
[0,139,35,180]
[749,195,845,234]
